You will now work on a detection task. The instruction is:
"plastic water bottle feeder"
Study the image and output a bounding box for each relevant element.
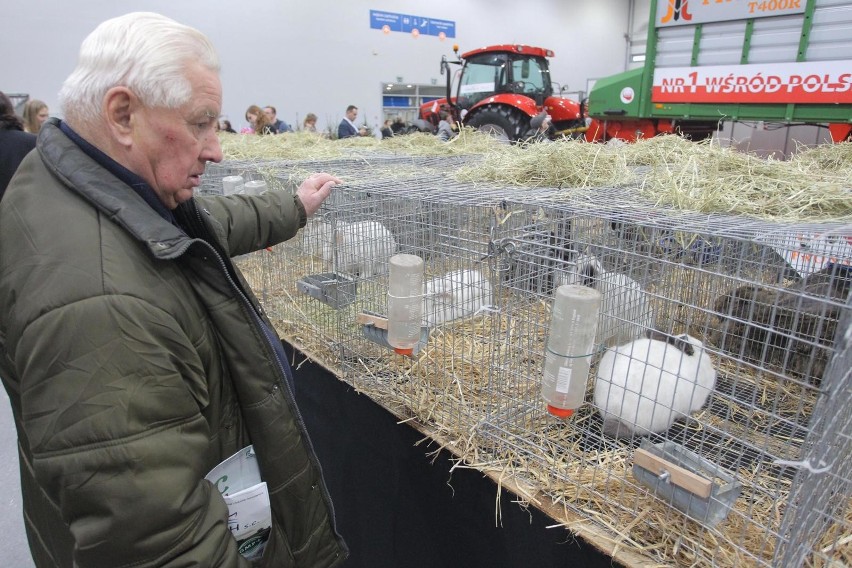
[296,273,357,309]
[632,439,742,528]
[356,312,430,357]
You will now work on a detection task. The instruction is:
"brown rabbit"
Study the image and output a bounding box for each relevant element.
[710,264,850,384]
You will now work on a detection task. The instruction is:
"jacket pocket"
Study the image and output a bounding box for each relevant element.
[254,520,294,568]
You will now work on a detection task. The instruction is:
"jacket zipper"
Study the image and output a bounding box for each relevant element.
[187,203,341,530]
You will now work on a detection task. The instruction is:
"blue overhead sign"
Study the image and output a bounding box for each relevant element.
[370,10,456,38]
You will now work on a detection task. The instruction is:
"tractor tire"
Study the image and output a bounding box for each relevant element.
[467,105,527,143]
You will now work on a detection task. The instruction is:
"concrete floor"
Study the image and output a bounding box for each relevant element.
[0,389,35,567]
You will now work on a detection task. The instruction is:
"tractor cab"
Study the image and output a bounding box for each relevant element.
[453,47,553,111]
[419,44,584,142]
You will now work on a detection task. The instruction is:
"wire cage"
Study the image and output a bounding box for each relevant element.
[204,155,850,568]
[475,197,851,567]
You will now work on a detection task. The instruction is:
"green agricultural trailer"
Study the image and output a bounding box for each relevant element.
[585,0,852,143]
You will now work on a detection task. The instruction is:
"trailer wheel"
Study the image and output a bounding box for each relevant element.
[467,105,526,142]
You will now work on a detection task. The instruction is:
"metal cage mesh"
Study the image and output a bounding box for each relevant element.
[202,154,850,567]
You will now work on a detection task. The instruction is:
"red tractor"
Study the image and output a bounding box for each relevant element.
[416,44,587,142]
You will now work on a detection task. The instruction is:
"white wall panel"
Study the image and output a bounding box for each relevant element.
[1,0,635,134]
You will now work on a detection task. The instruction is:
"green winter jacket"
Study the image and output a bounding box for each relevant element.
[0,119,347,568]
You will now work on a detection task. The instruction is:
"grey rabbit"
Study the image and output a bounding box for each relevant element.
[711,263,850,384]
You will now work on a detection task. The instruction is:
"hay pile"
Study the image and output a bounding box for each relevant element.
[220,131,851,221]
[218,128,503,161]
[454,138,634,189]
[454,135,852,221]
[630,137,852,221]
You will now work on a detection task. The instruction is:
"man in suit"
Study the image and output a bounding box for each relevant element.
[337,105,365,139]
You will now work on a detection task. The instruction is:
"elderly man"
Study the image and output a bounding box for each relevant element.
[0,12,347,568]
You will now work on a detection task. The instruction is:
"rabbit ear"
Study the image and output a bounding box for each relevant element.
[581,262,598,287]
[644,330,696,356]
[671,334,695,356]
[576,253,601,286]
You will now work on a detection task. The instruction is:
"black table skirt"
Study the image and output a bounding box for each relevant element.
[289,344,621,568]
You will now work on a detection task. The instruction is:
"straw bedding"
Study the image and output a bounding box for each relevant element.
[228,132,851,567]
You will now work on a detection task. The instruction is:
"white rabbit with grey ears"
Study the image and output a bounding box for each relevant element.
[556,252,654,347]
[594,330,717,438]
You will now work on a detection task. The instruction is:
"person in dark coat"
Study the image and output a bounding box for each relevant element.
[0,91,37,199]
[337,105,364,138]
[0,12,347,568]
[264,105,292,133]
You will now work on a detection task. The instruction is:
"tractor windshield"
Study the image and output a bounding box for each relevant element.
[508,55,551,97]
[456,52,508,109]
[456,52,552,109]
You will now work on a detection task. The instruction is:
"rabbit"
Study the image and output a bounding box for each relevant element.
[710,285,790,368]
[318,220,397,278]
[593,330,717,438]
[301,217,327,258]
[710,263,850,384]
[556,253,654,347]
[423,269,493,326]
[497,206,572,296]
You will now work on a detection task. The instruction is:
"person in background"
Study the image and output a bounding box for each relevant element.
[220,118,236,133]
[390,116,406,134]
[0,12,346,567]
[303,112,318,133]
[22,99,49,134]
[380,119,393,139]
[245,104,277,135]
[436,110,455,142]
[264,105,292,133]
[337,104,365,138]
[0,91,37,198]
[526,110,554,142]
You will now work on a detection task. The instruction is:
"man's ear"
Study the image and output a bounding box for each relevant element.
[103,86,139,146]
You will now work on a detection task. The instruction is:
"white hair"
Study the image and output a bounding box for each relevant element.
[59,12,219,125]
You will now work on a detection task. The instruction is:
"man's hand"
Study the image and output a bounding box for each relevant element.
[296,173,341,216]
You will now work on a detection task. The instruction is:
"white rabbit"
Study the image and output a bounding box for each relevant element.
[556,253,654,347]
[301,217,326,258]
[318,220,397,278]
[593,331,716,437]
[423,269,493,326]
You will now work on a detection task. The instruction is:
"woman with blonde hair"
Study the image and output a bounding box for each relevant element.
[22,99,49,134]
[302,113,318,133]
[245,104,276,135]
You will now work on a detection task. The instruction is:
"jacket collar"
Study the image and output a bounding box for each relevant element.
[58,121,177,226]
[38,118,194,259]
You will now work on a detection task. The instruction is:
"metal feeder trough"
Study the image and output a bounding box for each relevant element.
[632,439,742,528]
[356,312,430,356]
[296,273,357,309]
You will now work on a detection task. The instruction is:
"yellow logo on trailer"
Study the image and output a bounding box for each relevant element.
[660,0,693,23]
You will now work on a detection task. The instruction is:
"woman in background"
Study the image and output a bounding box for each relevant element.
[22,99,49,134]
[303,113,318,133]
[245,104,277,135]
[0,91,37,198]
